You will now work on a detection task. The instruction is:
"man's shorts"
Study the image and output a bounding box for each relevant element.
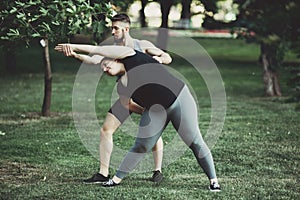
[108,99,132,123]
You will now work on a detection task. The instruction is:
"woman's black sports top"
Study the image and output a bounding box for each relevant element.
[117,51,184,109]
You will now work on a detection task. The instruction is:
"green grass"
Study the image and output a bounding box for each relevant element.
[0,38,299,199]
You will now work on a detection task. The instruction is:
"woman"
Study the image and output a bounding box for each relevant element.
[55,44,221,191]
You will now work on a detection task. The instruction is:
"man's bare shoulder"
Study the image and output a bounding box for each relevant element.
[136,39,156,49]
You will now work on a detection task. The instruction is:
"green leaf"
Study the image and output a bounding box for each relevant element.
[66,8,74,14]
[16,12,26,19]
[32,33,41,37]
[7,29,20,36]
[40,22,51,32]
[9,7,18,14]
[31,15,40,22]
[72,5,77,12]
[40,7,48,16]
[74,20,81,27]
[28,0,39,6]
[15,1,25,7]
[51,21,60,26]
[1,36,9,40]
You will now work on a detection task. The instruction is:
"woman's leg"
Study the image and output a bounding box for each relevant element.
[116,107,169,180]
[110,99,164,175]
[169,86,217,180]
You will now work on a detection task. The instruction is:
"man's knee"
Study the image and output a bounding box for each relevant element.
[152,137,163,152]
[101,113,121,136]
[101,124,117,136]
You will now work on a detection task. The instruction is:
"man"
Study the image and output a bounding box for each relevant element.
[60,14,172,183]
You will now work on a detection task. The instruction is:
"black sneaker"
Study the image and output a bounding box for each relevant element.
[150,170,163,183]
[209,182,221,192]
[102,179,120,187]
[83,173,109,184]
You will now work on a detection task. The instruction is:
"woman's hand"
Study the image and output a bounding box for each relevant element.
[54,44,76,57]
[152,56,163,63]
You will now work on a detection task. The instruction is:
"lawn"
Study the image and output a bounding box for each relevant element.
[0,36,299,200]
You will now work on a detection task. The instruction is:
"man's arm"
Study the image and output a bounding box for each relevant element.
[139,40,172,64]
[55,44,136,59]
[74,54,104,65]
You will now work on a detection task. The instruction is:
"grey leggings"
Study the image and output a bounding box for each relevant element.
[116,85,217,180]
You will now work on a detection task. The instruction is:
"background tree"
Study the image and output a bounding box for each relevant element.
[140,0,148,27]
[201,0,219,29]
[111,0,135,12]
[179,0,191,29]
[287,26,300,110]
[156,0,174,50]
[0,0,112,116]
[234,0,300,96]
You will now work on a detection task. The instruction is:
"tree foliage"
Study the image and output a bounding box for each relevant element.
[111,0,136,12]
[233,0,300,97]
[234,0,299,65]
[0,0,113,45]
[0,0,113,116]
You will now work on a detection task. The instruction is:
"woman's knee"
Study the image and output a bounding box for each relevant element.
[189,140,210,158]
[131,141,152,153]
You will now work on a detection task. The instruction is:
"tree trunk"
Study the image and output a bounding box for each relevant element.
[156,28,169,51]
[260,43,282,97]
[157,0,172,50]
[41,38,52,116]
[140,0,148,27]
[160,0,173,28]
[179,0,191,29]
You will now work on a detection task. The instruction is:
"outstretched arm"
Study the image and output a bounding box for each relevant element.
[55,44,136,59]
[139,40,172,64]
[55,44,103,65]
[74,54,104,65]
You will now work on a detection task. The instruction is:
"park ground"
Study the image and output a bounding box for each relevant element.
[0,35,299,199]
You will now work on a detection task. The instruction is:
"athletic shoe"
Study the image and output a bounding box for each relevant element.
[102,179,120,187]
[150,170,163,183]
[83,173,109,184]
[209,182,221,192]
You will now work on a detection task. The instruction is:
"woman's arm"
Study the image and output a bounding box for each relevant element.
[120,95,144,114]
[55,45,103,65]
[55,44,103,64]
[55,44,136,59]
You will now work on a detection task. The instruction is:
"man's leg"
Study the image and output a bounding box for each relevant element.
[85,99,165,183]
[152,137,163,172]
[83,100,127,184]
[151,136,164,182]
[99,112,121,176]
